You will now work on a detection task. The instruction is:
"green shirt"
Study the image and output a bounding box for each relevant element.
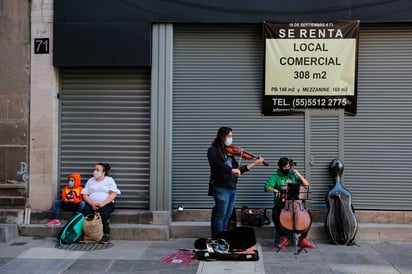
[264,170,302,207]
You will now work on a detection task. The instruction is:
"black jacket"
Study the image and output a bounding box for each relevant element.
[207,146,249,196]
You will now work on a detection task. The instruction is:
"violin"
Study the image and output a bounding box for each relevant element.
[225,145,270,166]
[279,160,311,235]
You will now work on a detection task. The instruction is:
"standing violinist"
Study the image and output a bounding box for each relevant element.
[207,126,265,238]
[264,157,316,249]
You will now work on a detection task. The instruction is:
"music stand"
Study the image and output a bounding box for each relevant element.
[286,183,300,200]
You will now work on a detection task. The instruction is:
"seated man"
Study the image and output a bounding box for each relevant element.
[264,157,315,249]
[47,173,85,226]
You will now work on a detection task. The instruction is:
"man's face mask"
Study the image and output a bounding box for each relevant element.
[281,168,290,176]
[68,180,74,188]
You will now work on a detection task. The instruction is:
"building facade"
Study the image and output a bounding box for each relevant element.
[2,0,412,223]
[0,0,30,214]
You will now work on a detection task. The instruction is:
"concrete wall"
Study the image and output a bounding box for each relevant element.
[29,0,59,210]
[0,0,30,185]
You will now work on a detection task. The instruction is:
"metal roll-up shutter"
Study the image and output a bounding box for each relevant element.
[59,69,151,209]
[172,24,307,209]
[345,25,412,210]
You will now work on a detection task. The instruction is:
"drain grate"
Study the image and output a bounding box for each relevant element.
[55,242,113,251]
[10,242,27,246]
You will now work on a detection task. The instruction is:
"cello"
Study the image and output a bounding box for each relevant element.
[279,160,311,237]
[325,159,358,245]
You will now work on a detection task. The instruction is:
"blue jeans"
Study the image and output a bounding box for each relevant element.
[212,186,236,237]
[53,200,85,220]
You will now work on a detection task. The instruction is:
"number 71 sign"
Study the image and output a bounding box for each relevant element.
[34,38,49,54]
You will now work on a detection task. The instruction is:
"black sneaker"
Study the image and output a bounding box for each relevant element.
[100,234,110,244]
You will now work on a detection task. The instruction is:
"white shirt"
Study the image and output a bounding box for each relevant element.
[81,176,121,203]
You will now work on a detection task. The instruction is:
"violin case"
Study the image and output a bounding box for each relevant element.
[194,226,259,261]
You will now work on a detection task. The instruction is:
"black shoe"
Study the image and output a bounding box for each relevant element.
[100,234,110,244]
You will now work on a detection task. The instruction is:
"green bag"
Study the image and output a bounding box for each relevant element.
[57,212,85,246]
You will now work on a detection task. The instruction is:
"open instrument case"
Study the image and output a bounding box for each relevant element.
[193,226,259,261]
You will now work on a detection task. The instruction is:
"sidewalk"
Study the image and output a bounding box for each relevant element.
[0,236,411,274]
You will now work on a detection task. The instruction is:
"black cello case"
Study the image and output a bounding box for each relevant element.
[324,159,358,245]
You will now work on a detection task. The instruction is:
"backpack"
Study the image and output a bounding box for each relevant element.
[57,212,85,246]
[240,206,271,227]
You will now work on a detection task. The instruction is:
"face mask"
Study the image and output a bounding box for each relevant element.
[281,169,290,176]
[224,137,233,146]
[68,181,74,188]
[93,171,103,179]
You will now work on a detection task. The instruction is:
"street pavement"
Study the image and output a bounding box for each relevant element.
[0,236,411,274]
